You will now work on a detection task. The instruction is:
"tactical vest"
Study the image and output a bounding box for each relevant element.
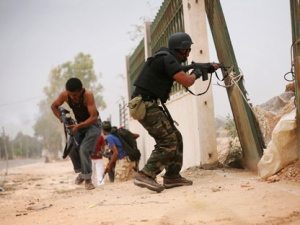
[133,48,181,103]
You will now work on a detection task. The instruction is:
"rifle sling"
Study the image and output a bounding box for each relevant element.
[160,101,179,128]
[185,70,228,96]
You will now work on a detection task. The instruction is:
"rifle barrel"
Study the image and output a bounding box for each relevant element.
[182,62,229,72]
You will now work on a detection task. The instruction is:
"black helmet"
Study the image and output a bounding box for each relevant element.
[168,32,193,50]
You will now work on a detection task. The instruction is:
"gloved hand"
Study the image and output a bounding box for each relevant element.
[191,68,202,79]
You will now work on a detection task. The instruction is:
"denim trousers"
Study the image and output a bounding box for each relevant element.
[68,120,101,180]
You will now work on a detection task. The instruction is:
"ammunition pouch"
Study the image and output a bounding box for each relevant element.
[128,95,146,120]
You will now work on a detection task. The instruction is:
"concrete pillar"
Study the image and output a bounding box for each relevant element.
[182,0,218,168]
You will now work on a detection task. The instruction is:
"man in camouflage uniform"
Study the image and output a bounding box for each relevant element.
[131,32,219,192]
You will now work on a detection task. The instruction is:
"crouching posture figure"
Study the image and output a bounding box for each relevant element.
[51,77,101,190]
[131,32,219,192]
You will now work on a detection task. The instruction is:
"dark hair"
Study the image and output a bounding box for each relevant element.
[102,121,112,132]
[65,78,83,92]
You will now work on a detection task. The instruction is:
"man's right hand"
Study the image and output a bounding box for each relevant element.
[67,124,79,133]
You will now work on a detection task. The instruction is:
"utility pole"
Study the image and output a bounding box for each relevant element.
[2,127,9,175]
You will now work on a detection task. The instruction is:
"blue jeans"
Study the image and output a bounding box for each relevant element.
[68,119,101,180]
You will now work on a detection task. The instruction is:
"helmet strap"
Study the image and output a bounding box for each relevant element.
[175,49,189,62]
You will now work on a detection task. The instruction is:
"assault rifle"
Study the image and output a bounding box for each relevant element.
[182,62,228,81]
[58,106,79,159]
[99,171,107,184]
[100,147,112,158]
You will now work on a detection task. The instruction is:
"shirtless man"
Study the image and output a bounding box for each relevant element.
[51,77,101,190]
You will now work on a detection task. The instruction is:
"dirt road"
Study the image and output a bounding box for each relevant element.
[0,158,43,170]
[1,160,300,225]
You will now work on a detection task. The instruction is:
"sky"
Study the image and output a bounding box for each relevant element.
[0,0,293,138]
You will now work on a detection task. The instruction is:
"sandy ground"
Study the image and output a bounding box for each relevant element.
[1,159,300,225]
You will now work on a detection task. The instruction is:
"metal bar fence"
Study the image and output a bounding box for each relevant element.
[128,0,187,100]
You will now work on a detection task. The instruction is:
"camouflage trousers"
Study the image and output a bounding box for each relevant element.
[114,156,136,182]
[139,100,183,179]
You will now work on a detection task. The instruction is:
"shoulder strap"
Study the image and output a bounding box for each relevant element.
[154,50,170,57]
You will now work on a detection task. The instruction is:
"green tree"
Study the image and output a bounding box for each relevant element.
[13,132,42,158]
[0,133,12,160]
[34,53,106,158]
[224,114,243,168]
[224,114,238,139]
[127,1,158,43]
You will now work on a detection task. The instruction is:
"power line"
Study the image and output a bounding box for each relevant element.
[0,96,44,107]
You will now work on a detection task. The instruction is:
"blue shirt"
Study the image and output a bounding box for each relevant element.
[105,133,127,159]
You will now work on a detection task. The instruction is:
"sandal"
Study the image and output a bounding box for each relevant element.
[75,174,84,185]
[85,179,95,190]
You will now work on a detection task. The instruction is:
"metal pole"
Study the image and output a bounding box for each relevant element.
[289,0,300,162]
[204,0,264,171]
